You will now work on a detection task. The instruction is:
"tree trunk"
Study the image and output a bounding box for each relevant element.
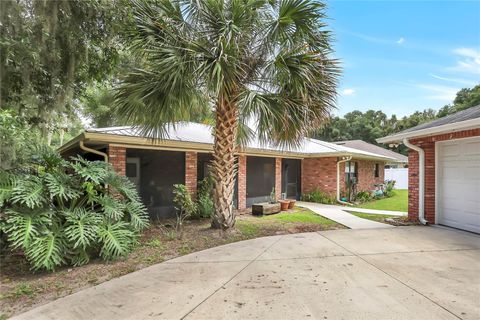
[211,99,238,230]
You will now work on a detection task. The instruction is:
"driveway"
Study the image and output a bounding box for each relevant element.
[13,226,480,320]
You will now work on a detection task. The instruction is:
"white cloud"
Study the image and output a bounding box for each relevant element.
[396,37,405,45]
[449,47,480,74]
[429,74,476,86]
[417,84,459,102]
[342,88,355,96]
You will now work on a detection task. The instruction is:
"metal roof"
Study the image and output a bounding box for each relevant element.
[334,140,408,163]
[86,122,395,161]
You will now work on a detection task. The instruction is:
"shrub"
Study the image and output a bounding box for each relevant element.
[172,184,197,238]
[0,148,149,271]
[384,180,396,197]
[196,176,214,219]
[355,190,373,203]
[301,189,336,204]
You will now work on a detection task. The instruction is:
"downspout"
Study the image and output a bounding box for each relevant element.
[79,141,108,163]
[337,156,352,205]
[403,138,427,225]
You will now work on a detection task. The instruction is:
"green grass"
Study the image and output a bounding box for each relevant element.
[347,211,396,223]
[356,189,408,212]
[263,210,337,225]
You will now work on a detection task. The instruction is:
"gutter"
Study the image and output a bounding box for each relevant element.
[402,138,427,225]
[79,141,108,163]
[337,156,352,205]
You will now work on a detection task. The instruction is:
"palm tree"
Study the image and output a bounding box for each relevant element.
[115,0,340,229]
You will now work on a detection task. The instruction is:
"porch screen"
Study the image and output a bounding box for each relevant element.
[246,156,275,206]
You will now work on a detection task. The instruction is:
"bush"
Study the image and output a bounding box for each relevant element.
[301,189,336,204]
[196,176,214,219]
[355,190,373,203]
[384,180,396,197]
[172,184,197,238]
[0,148,149,271]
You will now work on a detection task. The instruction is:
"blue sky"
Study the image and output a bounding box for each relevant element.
[327,0,480,117]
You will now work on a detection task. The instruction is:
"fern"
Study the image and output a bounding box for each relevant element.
[64,208,101,249]
[97,196,125,221]
[98,222,136,260]
[44,172,81,201]
[26,231,68,271]
[5,208,50,249]
[125,201,149,231]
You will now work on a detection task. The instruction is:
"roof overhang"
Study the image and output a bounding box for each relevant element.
[377,117,480,144]
[59,132,395,162]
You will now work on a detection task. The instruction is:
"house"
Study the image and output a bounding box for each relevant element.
[333,140,408,168]
[60,122,395,218]
[378,105,480,233]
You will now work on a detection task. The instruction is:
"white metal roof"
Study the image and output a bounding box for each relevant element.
[86,122,395,161]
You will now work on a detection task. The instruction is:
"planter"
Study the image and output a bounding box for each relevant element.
[279,200,289,211]
[287,199,296,209]
[252,202,281,216]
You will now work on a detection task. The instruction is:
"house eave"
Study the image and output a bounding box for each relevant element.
[377,118,480,144]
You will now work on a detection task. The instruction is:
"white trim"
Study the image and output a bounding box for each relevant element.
[377,118,480,143]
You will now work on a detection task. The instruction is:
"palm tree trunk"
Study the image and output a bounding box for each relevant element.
[211,99,238,230]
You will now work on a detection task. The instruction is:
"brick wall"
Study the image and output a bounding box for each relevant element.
[354,160,385,192]
[185,152,198,198]
[407,128,480,223]
[108,146,126,176]
[275,157,282,200]
[237,155,247,210]
[301,157,338,195]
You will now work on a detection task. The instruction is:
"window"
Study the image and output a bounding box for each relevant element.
[345,161,358,184]
[374,163,380,178]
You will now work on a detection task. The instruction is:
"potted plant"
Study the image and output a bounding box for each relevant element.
[279,200,289,211]
[287,199,296,209]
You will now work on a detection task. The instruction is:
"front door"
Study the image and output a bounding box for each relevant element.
[282,159,301,200]
[126,157,141,191]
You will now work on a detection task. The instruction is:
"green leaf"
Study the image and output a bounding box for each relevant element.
[44,172,82,201]
[97,196,126,221]
[11,175,46,209]
[64,208,101,249]
[125,201,149,230]
[70,157,109,185]
[98,222,136,260]
[0,171,16,206]
[5,208,50,249]
[26,230,68,271]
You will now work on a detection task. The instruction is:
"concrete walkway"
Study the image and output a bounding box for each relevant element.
[298,201,398,229]
[13,226,480,320]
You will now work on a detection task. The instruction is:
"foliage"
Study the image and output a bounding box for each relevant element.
[357,189,408,212]
[384,180,396,197]
[196,176,214,219]
[0,0,132,140]
[355,191,373,203]
[301,189,336,204]
[0,149,149,271]
[0,111,40,170]
[172,184,197,239]
[115,0,340,229]
[270,188,277,204]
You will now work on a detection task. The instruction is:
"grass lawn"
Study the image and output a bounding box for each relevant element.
[0,207,343,318]
[356,189,408,212]
[347,211,397,223]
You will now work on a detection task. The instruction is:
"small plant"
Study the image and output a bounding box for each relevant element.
[145,238,163,248]
[355,191,373,203]
[196,176,214,219]
[13,283,36,299]
[172,184,197,239]
[384,180,396,197]
[301,189,336,204]
[269,188,277,204]
[164,229,177,241]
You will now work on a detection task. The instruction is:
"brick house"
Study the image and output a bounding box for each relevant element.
[60,122,393,218]
[378,105,480,233]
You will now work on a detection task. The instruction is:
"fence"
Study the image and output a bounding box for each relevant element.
[384,168,408,189]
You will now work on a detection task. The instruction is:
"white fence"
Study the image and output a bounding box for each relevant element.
[384,168,408,189]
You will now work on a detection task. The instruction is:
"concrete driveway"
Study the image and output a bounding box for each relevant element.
[13,226,480,320]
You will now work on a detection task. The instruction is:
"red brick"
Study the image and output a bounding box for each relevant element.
[185,152,197,198]
[237,155,247,210]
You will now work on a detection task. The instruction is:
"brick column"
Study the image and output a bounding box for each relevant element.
[423,142,435,223]
[185,152,198,198]
[108,146,126,176]
[408,150,419,222]
[275,157,282,199]
[237,155,247,210]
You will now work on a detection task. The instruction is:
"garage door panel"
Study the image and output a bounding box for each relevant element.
[437,137,480,234]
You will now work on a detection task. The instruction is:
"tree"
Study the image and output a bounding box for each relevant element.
[0,0,130,141]
[115,0,340,229]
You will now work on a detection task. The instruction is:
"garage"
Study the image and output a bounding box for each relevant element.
[437,137,480,233]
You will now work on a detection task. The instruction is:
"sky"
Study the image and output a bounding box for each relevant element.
[326,0,480,117]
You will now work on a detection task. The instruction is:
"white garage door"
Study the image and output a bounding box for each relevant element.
[437,137,480,233]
